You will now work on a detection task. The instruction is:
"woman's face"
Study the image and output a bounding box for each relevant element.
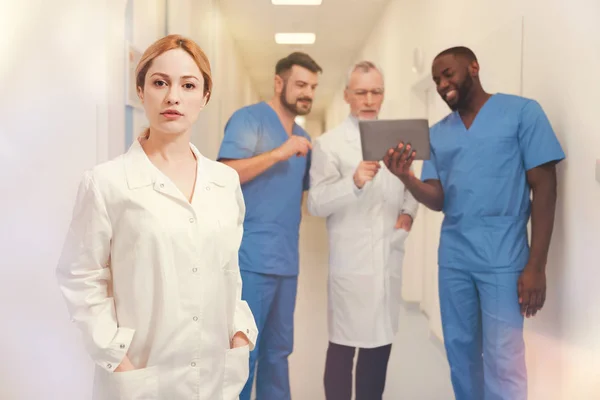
[138,48,207,137]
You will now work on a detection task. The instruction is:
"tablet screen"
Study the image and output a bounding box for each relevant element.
[358,119,431,161]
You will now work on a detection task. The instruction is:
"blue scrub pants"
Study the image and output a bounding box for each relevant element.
[239,270,298,400]
[439,266,527,400]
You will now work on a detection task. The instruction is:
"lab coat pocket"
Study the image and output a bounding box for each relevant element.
[222,345,250,400]
[109,366,159,399]
[390,228,409,252]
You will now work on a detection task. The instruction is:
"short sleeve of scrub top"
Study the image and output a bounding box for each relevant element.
[518,100,566,170]
[218,109,259,160]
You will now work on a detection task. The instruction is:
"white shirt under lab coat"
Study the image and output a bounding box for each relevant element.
[307,116,418,348]
[56,139,258,400]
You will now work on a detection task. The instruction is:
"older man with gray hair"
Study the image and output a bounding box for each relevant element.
[307,61,418,400]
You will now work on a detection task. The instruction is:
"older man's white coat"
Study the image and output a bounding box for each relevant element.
[308,116,418,348]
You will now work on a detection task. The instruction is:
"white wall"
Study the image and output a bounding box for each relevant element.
[0,1,120,398]
[0,1,256,399]
[325,0,600,398]
[304,117,325,139]
[188,0,260,160]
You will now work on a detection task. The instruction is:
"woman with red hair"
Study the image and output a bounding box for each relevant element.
[56,35,257,400]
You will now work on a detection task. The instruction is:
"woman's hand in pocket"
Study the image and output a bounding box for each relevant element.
[114,355,135,372]
[230,331,250,349]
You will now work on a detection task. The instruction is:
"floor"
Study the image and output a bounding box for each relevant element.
[285,213,455,399]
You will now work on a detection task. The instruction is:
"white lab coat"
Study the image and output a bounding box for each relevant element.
[307,116,418,348]
[56,139,258,400]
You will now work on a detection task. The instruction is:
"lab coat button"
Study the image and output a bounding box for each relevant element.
[119,344,125,349]
[191,362,196,367]
[107,363,112,369]
[159,183,164,188]
[205,186,210,191]
[192,267,198,273]
[246,329,250,334]
[193,316,198,321]
[189,218,195,223]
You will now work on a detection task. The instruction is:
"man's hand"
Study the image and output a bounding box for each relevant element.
[395,214,413,231]
[231,331,250,349]
[517,265,546,318]
[272,136,312,161]
[114,355,135,373]
[383,143,416,184]
[353,161,380,189]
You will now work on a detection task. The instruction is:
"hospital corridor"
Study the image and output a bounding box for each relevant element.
[2,0,600,399]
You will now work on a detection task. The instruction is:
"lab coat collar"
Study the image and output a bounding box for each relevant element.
[124,138,228,190]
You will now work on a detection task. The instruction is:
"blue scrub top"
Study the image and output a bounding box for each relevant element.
[421,94,565,271]
[218,102,311,276]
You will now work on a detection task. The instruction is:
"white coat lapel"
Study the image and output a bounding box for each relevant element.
[343,116,363,154]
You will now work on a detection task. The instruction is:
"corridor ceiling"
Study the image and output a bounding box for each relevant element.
[218,0,391,118]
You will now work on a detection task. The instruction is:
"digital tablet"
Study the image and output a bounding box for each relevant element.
[358,119,431,161]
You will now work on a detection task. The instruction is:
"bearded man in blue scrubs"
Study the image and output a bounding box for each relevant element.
[384,46,565,400]
[217,52,322,400]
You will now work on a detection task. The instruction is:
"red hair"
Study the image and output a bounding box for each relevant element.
[135,34,213,102]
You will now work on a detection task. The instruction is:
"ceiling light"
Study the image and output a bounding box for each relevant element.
[271,0,322,5]
[275,33,316,45]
